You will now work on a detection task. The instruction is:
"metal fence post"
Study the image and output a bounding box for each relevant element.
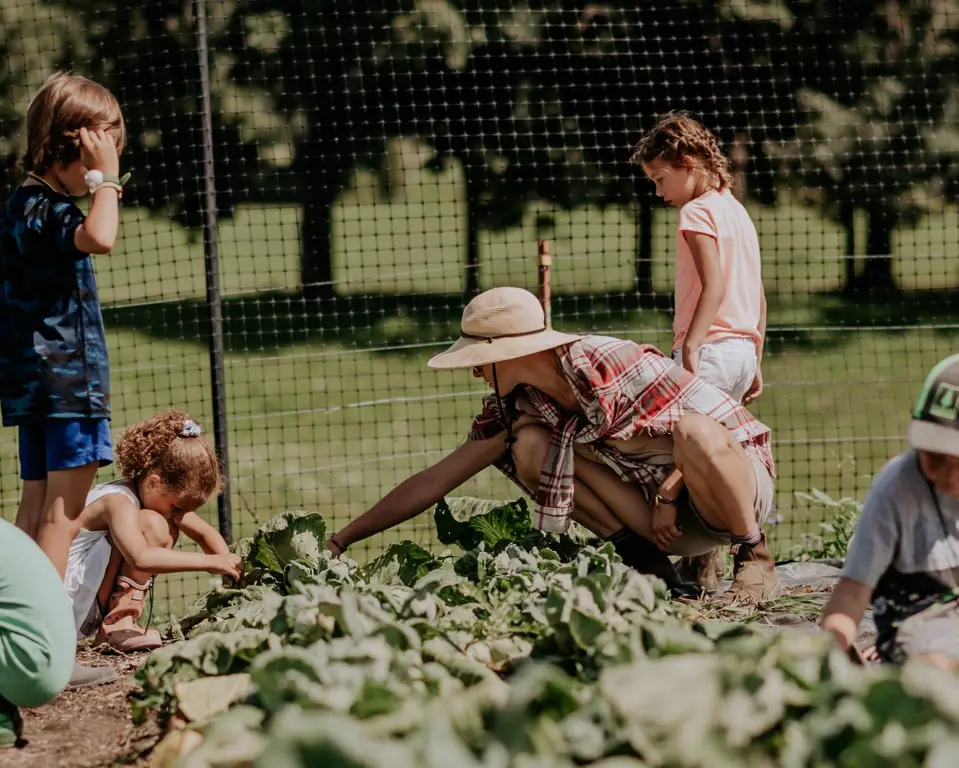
[193,0,233,542]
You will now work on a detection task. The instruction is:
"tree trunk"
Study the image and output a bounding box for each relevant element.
[300,123,337,301]
[860,201,898,295]
[463,155,482,298]
[634,197,654,301]
[839,199,856,295]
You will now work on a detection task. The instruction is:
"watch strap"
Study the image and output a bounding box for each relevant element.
[91,181,123,196]
[90,172,131,186]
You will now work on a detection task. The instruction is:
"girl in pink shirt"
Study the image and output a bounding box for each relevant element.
[631,112,766,407]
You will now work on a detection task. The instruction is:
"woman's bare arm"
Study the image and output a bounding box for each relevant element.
[329,434,509,552]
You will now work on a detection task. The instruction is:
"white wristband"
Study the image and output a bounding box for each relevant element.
[90,181,123,198]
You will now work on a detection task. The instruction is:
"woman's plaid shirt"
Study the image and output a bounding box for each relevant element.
[468,335,775,533]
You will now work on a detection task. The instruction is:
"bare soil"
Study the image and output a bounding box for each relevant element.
[3,650,160,768]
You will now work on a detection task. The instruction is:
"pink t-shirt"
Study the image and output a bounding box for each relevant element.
[672,189,763,350]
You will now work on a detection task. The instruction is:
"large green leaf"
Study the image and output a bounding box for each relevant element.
[248,510,327,574]
[138,629,274,687]
[230,536,254,560]
[175,673,254,723]
[132,629,274,722]
[188,590,284,638]
[173,584,281,638]
[255,709,418,768]
[178,707,267,768]
[434,497,532,550]
[601,656,723,764]
[356,541,441,586]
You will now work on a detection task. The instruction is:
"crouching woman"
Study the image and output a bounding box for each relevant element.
[328,287,780,602]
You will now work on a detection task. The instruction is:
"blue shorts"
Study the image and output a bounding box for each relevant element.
[18,418,113,481]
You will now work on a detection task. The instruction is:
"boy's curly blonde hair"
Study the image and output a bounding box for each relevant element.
[629,111,733,191]
[115,410,222,508]
[22,72,126,175]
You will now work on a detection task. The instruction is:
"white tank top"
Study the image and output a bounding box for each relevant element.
[85,480,141,510]
[66,481,142,637]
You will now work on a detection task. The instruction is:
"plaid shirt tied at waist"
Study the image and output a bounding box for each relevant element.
[468,335,775,533]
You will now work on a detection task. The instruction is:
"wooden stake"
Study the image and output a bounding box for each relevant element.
[537,239,552,329]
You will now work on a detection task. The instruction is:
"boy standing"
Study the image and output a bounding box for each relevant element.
[0,73,127,687]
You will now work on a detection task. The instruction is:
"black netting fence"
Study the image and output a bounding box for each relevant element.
[2,0,958,616]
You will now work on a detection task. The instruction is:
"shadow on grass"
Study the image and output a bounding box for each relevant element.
[104,290,673,356]
[103,288,959,357]
[764,288,959,356]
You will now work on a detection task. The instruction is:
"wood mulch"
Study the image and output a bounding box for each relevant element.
[3,650,160,768]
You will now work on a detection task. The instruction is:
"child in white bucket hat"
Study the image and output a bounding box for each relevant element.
[823,354,959,667]
[329,286,780,602]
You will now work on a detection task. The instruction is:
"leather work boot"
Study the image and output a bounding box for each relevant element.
[676,548,726,593]
[95,576,163,653]
[716,533,780,605]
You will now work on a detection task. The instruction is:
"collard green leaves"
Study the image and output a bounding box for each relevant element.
[435,497,534,550]
[139,500,959,768]
[249,510,327,575]
[357,541,440,586]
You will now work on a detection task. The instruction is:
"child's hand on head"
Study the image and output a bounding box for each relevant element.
[79,127,119,176]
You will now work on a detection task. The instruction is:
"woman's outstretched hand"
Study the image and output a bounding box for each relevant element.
[326,534,346,557]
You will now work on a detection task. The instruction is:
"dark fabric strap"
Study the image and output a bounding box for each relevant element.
[730,530,763,547]
[461,326,547,344]
[491,364,517,450]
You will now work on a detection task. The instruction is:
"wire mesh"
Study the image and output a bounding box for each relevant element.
[1,0,958,617]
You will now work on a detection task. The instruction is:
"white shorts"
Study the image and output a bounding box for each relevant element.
[673,337,757,403]
[64,528,112,639]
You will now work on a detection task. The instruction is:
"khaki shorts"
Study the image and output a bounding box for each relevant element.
[665,452,774,558]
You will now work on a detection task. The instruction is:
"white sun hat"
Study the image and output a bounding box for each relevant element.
[427,286,582,370]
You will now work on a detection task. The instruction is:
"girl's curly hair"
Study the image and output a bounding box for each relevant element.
[115,409,222,507]
[629,111,733,191]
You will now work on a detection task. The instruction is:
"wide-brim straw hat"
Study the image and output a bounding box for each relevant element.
[428,286,582,370]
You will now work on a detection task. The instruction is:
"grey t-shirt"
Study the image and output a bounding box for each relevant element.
[843,450,959,590]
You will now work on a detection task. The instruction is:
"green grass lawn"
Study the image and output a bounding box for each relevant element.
[86,164,959,306]
[2,172,957,617]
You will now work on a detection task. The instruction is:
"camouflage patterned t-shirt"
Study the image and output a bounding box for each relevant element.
[0,184,110,425]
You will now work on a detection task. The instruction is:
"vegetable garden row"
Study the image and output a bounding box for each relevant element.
[139,499,959,768]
